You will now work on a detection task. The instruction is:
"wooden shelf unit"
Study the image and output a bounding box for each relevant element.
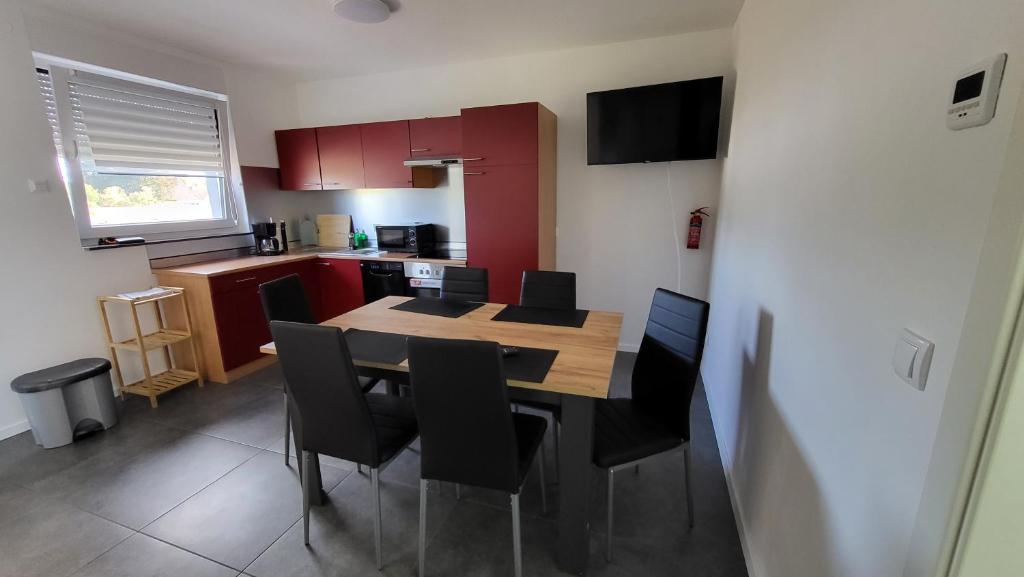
[98,287,204,407]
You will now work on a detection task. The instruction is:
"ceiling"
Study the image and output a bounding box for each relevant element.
[28,0,743,80]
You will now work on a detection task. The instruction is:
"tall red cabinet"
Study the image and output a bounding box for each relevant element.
[462,103,556,304]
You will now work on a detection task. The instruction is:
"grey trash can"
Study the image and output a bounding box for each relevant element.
[10,358,118,449]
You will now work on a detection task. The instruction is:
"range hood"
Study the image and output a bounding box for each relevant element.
[403,155,463,168]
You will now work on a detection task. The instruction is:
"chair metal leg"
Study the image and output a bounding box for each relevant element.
[418,479,428,577]
[283,394,291,466]
[634,464,640,475]
[372,468,383,570]
[606,468,614,562]
[302,450,311,546]
[538,440,548,516]
[357,463,363,474]
[511,493,523,577]
[553,421,560,484]
[454,483,461,501]
[683,444,695,529]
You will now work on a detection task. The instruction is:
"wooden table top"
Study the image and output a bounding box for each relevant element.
[260,296,623,399]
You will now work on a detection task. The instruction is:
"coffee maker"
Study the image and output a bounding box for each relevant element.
[252,222,281,255]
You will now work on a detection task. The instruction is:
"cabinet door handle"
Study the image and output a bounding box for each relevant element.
[303,183,320,186]
[464,157,484,162]
[411,148,430,152]
[324,182,341,186]
[317,262,331,266]
[236,277,257,283]
[464,171,486,176]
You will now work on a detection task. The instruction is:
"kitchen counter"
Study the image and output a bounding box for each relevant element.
[152,248,467,277]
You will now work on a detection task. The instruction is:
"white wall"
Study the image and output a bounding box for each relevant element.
[244,167,468,251]
[293,30,733,348]
[703,1,1024,576]
[0,3,298,439]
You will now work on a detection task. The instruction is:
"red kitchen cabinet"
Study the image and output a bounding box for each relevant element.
[212,276,269,371]
[275,128,322,190]
[317,258,365,320]
[461,103,540,168]
[462,103,556,305]
[360,120,415,189]
[464,165,540,305]
[316,125,365,190]
[410,116,462,158]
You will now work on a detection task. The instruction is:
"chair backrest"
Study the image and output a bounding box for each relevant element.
[269,321,381,465]
[407,336,521,492]
[631,288,711,441]
[440,266,489,302]
[259,274,316,325]
[519,270,576,309]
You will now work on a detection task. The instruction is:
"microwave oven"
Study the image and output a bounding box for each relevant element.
[375,224,436,255]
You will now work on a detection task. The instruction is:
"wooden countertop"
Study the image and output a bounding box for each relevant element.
[152,250,467,277]
[261,296,623,399]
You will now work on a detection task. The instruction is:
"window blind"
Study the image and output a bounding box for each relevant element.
[36,68,64,160]
[66,73,224,176]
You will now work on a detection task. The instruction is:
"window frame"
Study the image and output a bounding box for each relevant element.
[41,60,240,240]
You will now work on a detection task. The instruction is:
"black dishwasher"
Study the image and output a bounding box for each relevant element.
[360,260,407,303]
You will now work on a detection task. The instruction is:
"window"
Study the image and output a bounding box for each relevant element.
[37,60,237,239]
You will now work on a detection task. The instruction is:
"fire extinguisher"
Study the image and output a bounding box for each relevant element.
[687,207,711,249]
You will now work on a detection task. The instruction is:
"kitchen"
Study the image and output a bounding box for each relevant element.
[151,103,555,383]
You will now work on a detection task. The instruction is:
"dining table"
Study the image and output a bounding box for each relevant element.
[260,295,623,575]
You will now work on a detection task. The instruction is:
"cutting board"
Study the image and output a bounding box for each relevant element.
[316,214,351,248]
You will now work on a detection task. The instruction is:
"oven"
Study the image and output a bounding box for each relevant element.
[375,224,436,255]
[404,261,444,298]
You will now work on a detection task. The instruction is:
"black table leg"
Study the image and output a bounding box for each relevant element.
[557,394,594,574]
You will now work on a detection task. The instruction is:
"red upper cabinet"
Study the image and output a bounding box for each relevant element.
[409,116,462,158]
[275,128,322,190]
[316,125,365,190]
[461,103,540,168]
[360,120,414,189]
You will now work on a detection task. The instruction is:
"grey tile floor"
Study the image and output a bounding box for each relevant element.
[0,353,748,577]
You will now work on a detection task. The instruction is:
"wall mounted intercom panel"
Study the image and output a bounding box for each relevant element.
[947,53,1007,130]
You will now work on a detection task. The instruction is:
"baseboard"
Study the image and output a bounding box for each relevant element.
[0,419,30,441]
[704,382,764,577]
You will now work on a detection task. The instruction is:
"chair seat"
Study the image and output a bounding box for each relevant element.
[366,393,419,464]
[512,413,548,488]
[593,398,682,469]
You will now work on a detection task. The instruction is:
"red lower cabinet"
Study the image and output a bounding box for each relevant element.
[212,277,269,371]
[317,259,365,320]
[465,165,540,304]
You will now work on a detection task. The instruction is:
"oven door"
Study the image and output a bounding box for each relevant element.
[375,226,411,252]
[407,278,441,298]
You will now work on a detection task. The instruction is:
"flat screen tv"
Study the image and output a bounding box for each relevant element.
[587,76,723,165]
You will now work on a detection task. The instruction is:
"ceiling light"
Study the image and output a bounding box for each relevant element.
[333,0,391,24]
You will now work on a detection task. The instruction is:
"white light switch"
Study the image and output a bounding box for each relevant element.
[893,329,933,391]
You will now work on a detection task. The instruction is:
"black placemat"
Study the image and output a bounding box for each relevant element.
[491,305,590,328]
[344,329,408,365]
[390,297,485,318]
[502,347,559,383]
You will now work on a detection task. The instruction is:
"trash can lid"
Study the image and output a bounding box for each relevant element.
[11,358,112,393]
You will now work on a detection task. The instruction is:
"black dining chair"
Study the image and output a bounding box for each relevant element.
[513,270,577,480]
[519,270,576,310]
[593,288,710,561]
[260,274,379,470]
[269,321,419,570]
[407,336,547,577]
[439,266,489,302]
[259,274,316,468]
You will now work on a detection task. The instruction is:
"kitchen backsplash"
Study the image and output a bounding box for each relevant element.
[241,165,467,255]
